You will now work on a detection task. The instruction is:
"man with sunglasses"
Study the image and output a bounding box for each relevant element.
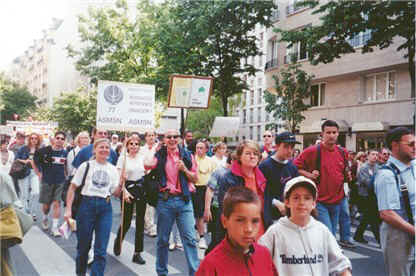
[35,131,68,237]
[145,129,200,276]
[375,127,415,276]
[261,130,274,160]
[72,127,118,169]
[378,148,390,165]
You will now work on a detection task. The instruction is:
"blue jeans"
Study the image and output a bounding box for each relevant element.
[338,197,351,242]
[76,196,112,276]
[316,199,342,236]
[156,196,199,275]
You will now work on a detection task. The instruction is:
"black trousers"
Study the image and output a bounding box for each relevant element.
[205,206,220,255]
[116,197,147,253]
[354,195,380,243]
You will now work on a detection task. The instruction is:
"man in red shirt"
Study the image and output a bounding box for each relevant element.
[294,120,355,248]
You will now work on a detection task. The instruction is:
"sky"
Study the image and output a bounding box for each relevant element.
[0,0,69,70]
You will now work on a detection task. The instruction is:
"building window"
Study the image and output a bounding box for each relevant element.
[250,90,254,105]
[258,55,263,68]
[257,88,263,104]
[243,109,247,124]
[236,136,239,142]
[257,125,261,141]
[259,32,264,48]
[249,126,253,140]
[265,109,270,122]
[266,40,279,70]
[311,83,325,107]
[285,40,308,64]
[257,107,262,122]
[250,108,254,123]
[364,71,396,102]
[286,0,306,15]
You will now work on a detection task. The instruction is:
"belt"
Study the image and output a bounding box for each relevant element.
[83,195,111,203]
[160,191,183,201]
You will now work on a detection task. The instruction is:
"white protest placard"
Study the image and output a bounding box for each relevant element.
[168,75,213,109]
[97,80,155,132]
[209,116,240,137]
[6,121,58,135]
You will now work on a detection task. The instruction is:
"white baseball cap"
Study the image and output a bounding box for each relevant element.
[283,176,317,199]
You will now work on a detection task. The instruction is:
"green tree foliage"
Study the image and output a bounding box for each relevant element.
[67,0,158,92]
[264,64,313,133]
[50,87,97,135]
[185,96,223,139]
[277,0,415,97]
[153,0,276,115]
[0,73,37,124]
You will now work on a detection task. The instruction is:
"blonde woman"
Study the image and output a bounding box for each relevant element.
[64,138,122,276]
[211,142,227,168]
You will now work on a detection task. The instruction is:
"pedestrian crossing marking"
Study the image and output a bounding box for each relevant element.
[108,232,181,275]
[20,226,75,276]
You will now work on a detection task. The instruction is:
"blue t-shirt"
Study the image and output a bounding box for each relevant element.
[72,144,118,169]
[375,156,415,224]
[41,149,68,185]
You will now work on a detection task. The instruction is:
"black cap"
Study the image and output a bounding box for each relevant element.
[275,132,301,144]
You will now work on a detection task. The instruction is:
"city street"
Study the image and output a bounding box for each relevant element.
[10,196,386,276]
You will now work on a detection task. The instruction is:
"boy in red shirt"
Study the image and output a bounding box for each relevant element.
[196,186,278,276]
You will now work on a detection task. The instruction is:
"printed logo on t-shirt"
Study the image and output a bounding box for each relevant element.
[280,254,324,264]
[92,169,110,189]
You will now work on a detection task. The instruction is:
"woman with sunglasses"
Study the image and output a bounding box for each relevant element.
[64,138,122,276]
[113,135,147,265]
[16,132,42,220]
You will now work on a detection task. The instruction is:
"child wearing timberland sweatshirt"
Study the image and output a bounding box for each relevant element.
[259,176,352,276]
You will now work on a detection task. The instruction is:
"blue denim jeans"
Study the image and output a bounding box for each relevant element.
[76,196,112,276]
[156,196,199,275]
[338,197,351,242]
[316,199,342,236]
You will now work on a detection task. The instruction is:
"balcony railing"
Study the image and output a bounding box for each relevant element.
[270,10,279,22]
[265,58,278,70]
[286,3,304,16]
[284,52,298,64]
[347,32,372,48]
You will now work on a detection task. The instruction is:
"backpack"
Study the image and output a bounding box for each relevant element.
[369,162,414,224]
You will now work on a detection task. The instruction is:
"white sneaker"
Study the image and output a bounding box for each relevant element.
[198,237,207,249]
[88,249,94,264]
[52,228,61,237]
[176,240,183,249]
[41,218,49,230]
[169,243,176,251]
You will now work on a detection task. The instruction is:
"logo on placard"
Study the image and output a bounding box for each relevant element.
[104,85,123,105]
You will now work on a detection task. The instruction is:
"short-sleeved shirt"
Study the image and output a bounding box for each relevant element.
[195,155,217,187]
[42,148,68,185]
[207,167,229,208]
[72,160,119,198]
[375,156,415,224]
[116,154,145,181]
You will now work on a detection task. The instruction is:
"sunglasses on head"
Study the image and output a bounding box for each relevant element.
[166,135,179,139]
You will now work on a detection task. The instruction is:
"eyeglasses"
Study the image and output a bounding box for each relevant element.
[97,132,108,136]
[263,135,272,138]
[382,153,390,156]
[129,142,139,146]
[56,137,65,141]
[30,137,38,140]
[400,141,415,147]
[166,135,179,139]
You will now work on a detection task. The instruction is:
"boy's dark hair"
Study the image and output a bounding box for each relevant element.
[321,120,339,131]
[385,127,412,150]
[284,182,318,218]
[55,131,66,139]
[223,186,260,218]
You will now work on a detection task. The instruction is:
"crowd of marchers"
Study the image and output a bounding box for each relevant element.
[0,120,414,276]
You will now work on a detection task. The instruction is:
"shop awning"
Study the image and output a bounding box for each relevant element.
[300,120,349,134]
[352,121,389,132]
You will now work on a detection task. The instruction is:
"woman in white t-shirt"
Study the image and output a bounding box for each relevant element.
[113,135,147,265]
[211,142,227,168]
[64,138,122,276]
[0,138,15,175]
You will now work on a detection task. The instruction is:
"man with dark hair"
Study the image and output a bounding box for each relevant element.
[294,120,355,248]
[259,132,299,229]
[261,130,274,160]
[378,147,390,165]
[375,127,415,276]
[183,130,193,150]
[35,131,68,237]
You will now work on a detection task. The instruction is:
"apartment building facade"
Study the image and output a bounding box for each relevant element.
[232,20,285,146]
[264,0,414,151]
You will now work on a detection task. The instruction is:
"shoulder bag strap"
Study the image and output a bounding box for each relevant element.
[79,161,90,192]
